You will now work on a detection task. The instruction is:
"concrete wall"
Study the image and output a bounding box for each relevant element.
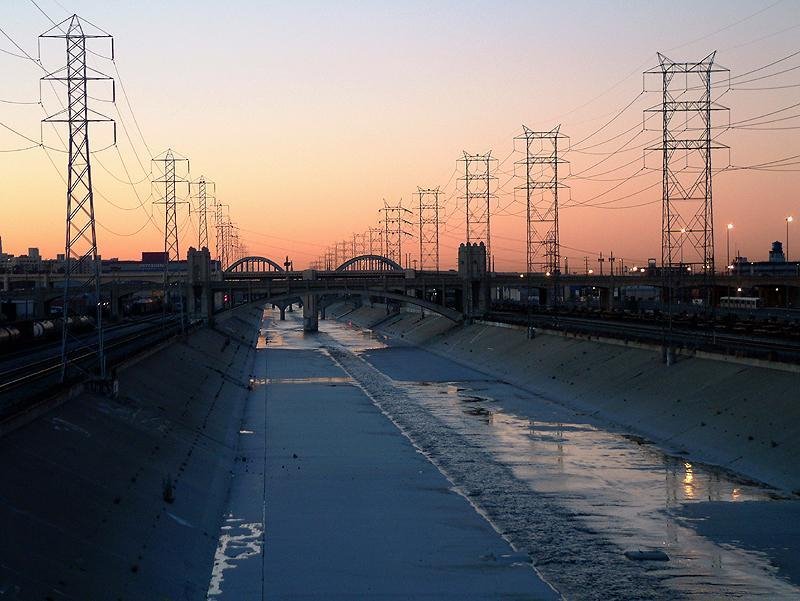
[332,301,800,494]
[0,304,264,600]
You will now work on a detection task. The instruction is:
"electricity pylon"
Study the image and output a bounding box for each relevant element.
[458,152,496,270]
[153,149,190,328]
[40,15,115,382]
[515,126,568,278]
[379,200,413,264]
[416,187,441,271]
[191,176,215,251]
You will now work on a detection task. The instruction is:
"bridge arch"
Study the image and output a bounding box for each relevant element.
[220,289,462,322]
[335,254,403,272]
[225,256,285,273]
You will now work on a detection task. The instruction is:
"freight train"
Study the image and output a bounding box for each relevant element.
[0,316,93,351]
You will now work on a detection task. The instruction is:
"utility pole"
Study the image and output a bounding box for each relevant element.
[584,256,589,275]
[598,252,605,276]
[609,252,616,309]
[416,187,441,271]
[41,15,115,383]
[379,200,413,264]
[191,176,215,251]
[153,149,190,331]
[458,152,496,270]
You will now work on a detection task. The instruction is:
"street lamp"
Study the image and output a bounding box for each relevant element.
[787,216,794,261]
[679,227,686,266]
[726,223,734,274]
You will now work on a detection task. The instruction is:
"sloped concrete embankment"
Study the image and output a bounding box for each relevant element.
[331,302,800,493]
[0,305,263,601]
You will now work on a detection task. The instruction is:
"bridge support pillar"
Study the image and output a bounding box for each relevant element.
[458,242,489,321]
[279,304,286,320]
[599,287,612,310]
[303,294,318,332]
[187,246,215,326]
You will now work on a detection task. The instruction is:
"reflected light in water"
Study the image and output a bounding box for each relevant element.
[683,462,696,500]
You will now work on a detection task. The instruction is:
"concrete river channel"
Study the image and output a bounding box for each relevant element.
[209,305,800,600]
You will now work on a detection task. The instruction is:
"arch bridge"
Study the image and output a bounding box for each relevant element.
[225,256,285,274]
[335,255,403,272]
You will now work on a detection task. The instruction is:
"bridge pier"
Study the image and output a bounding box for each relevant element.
[187,246,215,326]
[458,242,489,321]
[303,294,318,332]
[599,287,612,310]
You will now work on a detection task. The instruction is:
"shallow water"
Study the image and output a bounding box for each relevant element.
[318,313,800,599]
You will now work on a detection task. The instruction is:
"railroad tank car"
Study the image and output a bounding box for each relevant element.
[0,326,21,347]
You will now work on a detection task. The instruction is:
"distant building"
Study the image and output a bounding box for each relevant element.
[141,251,168,264]
[733,241,800,276]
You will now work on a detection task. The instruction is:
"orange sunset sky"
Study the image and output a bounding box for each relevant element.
[1,0,798,270]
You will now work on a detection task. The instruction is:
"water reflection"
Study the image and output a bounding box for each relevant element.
[309,312,799,598]
[392,379,792,597]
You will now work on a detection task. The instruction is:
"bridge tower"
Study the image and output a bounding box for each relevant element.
[41,15,114,382]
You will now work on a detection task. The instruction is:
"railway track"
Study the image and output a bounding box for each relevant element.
[0,317,184,425]
[489,311,800,363]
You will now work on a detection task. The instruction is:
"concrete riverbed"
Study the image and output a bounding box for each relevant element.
[2,301,797,599]
[209,304,800,599]
[207,307,557,599]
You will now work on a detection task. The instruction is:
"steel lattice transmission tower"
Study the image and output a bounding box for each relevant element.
[645,53,729,285]
[352,233,366,257]
[515,126,569,277]
[368,227,384,256]
[153,149,189,326]
[153,150,190,263]
[416,187,441,271]
[379,200,412,264]
[192,176,215,251]
[337,240,350,265]
[40,15,115,382]
[458,152,497,269]
[214,201,229,268]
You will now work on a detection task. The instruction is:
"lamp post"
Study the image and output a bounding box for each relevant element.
[787,216,793,261]
[679,228,686,266]
[726,223,733,275]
